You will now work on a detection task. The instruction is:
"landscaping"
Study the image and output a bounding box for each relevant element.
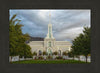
[11,60,89,64]
[9,14,91,64]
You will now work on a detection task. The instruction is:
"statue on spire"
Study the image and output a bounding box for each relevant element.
[49,11,51,24]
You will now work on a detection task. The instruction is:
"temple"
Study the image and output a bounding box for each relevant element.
[27,12,72,56]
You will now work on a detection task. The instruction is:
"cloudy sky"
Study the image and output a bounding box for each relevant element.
[9,9,90,42]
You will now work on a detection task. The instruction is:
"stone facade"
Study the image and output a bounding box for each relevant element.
[27,40,72,55]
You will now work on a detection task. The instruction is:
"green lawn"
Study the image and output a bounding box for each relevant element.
[11,60,89,64]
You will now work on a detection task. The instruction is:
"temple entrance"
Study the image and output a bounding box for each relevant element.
[47,47,52,56]
[58,50,61,56]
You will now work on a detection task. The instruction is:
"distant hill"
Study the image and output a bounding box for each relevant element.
[29,36,44,41]
[25,36,44,43]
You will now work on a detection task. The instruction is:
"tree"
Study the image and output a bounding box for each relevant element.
[71,27,90,62]
[9,14,32,58]
[71,34,84,61]
[9,14,20,56]
[68,49,75,60]
[81,27,90,62]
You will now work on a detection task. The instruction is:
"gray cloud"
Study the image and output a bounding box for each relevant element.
[10,9,90,42]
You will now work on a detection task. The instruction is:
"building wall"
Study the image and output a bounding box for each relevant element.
[55,41,72,52]
[27,41,44,54]
[27,40,72,55]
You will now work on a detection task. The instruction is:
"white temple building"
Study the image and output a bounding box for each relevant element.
[27,13,72,56]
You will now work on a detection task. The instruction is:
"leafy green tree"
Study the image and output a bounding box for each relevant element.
[9,14,32,58]
[68,49,75,60]
[71,27,90,62]
[81,27,90,62]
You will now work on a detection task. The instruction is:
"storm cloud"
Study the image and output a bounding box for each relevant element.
[9,9,90,42]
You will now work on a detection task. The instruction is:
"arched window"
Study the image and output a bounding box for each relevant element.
[48,41,51,47]
[39,50,42,55]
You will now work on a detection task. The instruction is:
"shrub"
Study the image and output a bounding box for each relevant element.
[56,56,63,59]
[33,52,37,56]
[47,56,52,59]
[53,51,58,55]
[38,56,43,60]
[63,51,67,56]
[43,51,47,55]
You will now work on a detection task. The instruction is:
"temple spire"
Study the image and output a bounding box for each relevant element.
[45,11,54,39]
[49,11,51,24]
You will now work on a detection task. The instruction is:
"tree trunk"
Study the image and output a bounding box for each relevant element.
[85,55,87,63]
[18,56,20,61]
[78,56,80,61]
[73,56,74,60]
[11,56,12,62]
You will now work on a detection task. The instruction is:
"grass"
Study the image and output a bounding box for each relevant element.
[11,60,90,64]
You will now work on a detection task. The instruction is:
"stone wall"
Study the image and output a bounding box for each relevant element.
[27,40,72,55]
